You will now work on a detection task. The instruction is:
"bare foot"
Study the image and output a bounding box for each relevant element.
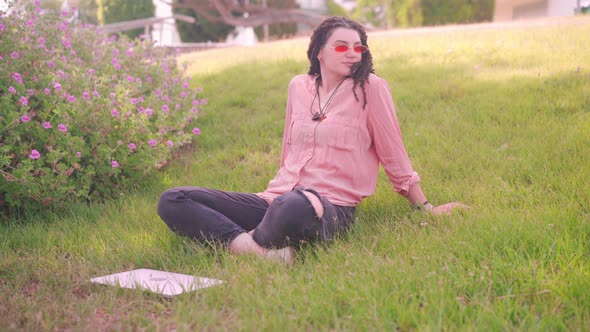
[229,232,296,265]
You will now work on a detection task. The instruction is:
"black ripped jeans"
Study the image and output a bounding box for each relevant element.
[157,186,356,248]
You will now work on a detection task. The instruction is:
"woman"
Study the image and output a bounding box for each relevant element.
[157,17,466,264]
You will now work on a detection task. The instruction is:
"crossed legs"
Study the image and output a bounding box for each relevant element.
[228,190,324,261]
[158,186,351,264]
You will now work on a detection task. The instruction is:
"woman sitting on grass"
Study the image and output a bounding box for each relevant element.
[157,16,467,264]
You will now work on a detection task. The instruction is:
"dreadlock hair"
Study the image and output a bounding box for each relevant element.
[307,16,375,109]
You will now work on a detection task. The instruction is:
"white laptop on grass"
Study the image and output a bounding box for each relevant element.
[90,268,224,297]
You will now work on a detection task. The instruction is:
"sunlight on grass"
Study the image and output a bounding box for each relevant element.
[179,37,309,77]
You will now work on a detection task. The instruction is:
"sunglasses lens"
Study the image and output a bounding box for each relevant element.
[354,45,368,53]
[333,45,349,52]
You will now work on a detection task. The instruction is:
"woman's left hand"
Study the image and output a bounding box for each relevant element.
[430,202,470,216]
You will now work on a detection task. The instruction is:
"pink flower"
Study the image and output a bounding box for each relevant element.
[111,109,119,117]
[200,99,208,105]
[192,127,201,135]
[128,143,136,151]
[0,23,4,32]
[192,100,200,105]
[148,139,157,147]
[10,52,19,59]
[166,140,174,147]
[145,108,154,115]
[191,107,198,113]
[21,114,31,123]
[161,105,169,112]
[111,160,119,168]
[83,91,90,99]
[53,82,62,90]
[29,150,41,160]
[47,61,55,69]
[42,121,52,129]
[67,95,76,102]
[12,72,23,84]
[44,88,51,95]
[62,39,71,48]
[58,124,68,132]
[130,98,138,104]
[113,63,121,70]
[9,86,16,94]
[126,75,134,82]
[93,90,100,97]
[183,81,190,89]
[28,89,34,96]
[180,92,187,98]
[57,70,65,78]
[76,151,81,157]
[20,96,29,106]
[88,68,96,75]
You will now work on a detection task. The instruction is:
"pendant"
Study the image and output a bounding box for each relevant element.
[312,112,322,121]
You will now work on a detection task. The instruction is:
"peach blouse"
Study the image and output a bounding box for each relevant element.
[257,73,420,206]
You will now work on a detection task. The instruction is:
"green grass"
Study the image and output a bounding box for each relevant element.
[2,17,590,330]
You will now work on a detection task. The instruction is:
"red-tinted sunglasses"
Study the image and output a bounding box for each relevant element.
[326,44,369,53]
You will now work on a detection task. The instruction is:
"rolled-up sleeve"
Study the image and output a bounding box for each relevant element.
[366,77,420,196]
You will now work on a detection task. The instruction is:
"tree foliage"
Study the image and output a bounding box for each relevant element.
[421,0,494,26]
[174,0,298,42]
[174,5,234,42]
[97,0,155,39]
[171,0,325,28]
[351,0,422,28]
[351,0,493,28]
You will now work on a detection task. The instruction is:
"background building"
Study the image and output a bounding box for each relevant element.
[494,0,581,21]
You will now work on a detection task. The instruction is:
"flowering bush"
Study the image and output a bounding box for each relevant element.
[0,2,204,217]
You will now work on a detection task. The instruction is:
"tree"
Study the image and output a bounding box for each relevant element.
[174,0,298,42]
[421,0,494,26]
[253,0,298,40]
[351,0,421,28]
[97,0,155,39]
[168,0,326,28]
[174,5,234,42]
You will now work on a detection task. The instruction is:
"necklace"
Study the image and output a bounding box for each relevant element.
[310,79,345,121]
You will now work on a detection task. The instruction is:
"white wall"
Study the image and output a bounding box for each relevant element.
[151,0,182,46]
[547,0,578,16]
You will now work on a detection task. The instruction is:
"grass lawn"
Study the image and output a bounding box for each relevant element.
[1,16,590,331]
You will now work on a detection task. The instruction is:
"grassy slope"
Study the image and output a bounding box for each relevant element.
[1,17,589,331]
